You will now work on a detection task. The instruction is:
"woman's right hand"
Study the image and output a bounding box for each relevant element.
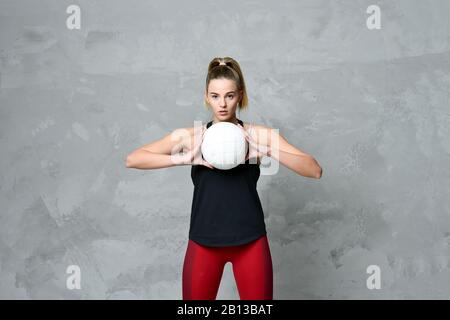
[171,125,215,169]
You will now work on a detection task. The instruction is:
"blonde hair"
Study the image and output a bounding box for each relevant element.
[203,57,249,110]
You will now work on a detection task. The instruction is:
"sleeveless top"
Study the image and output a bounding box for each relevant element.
[188,119,267,247]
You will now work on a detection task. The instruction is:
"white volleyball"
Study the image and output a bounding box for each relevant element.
[201,122,248,170]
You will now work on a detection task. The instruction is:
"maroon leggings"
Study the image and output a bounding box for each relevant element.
[182,235,273,300]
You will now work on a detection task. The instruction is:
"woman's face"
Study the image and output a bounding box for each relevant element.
[205,78,242,123]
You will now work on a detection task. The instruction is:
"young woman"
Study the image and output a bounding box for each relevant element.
[126,57,322,300]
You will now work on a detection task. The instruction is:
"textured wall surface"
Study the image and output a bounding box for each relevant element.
[1,0,450,299]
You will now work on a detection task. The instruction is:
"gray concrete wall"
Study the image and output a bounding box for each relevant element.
[1,0,449,299]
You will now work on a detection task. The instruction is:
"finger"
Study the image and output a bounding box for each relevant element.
[196,130,206,143]
[193,140,201,150]
[248,140,258,149]
[194,133,203,145]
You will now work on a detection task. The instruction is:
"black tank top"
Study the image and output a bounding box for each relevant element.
[188,119,267,247]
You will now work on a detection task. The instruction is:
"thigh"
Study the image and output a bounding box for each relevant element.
[231,235,273,300]
[182,239,227,300]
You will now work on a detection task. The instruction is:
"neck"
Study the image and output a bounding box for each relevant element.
[212,115,239,125]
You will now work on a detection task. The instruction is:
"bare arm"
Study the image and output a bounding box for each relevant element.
[125,126,214,170]
[244,125,322,179]
[270,128,322,178]
[125,128,189,169]
[271,149,322,179]
[126,150,178,169]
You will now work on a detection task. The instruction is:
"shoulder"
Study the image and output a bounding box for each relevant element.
[242,123,282,149]
[242,122,274,136]
[175,123,207,134]
[183,124,207,136]
[241,121,270,129]
[178,124,207,150]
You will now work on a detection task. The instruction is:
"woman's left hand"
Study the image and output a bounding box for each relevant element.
[237,123,271,161]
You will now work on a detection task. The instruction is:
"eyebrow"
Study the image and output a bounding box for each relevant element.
[209,91,236,95]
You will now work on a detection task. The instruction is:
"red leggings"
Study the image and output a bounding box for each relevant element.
[182,235,273,300]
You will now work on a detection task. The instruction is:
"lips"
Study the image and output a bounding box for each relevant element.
[219,111,227,115]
